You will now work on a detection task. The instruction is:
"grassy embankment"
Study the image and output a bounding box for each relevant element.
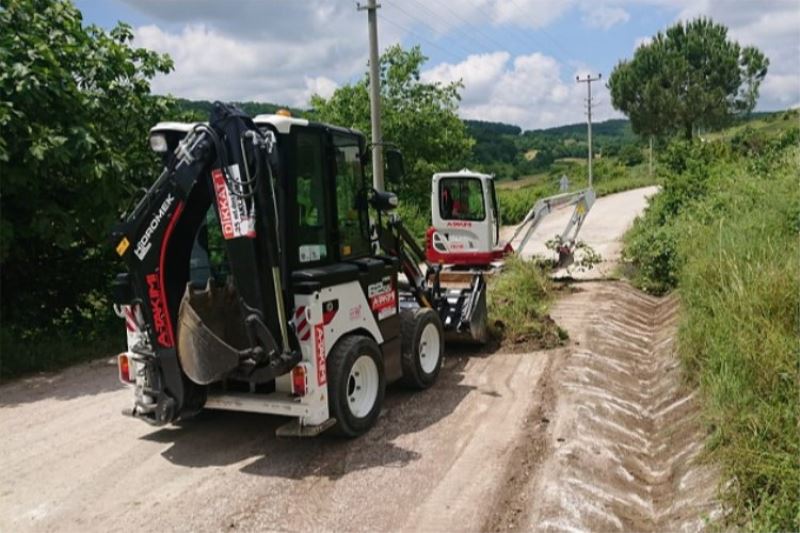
[486,255,566,349]
[622,112,799,530]
[497,156,659,224]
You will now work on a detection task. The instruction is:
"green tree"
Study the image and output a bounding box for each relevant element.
[310,45,474,209]
[0,0,173,330]
[608,18,768,140]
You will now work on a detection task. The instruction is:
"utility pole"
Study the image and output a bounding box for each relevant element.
[358,0,384,191]
[649,136,654,178]
[576,73,601,188]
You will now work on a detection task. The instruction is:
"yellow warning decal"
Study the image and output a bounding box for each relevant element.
[576,202,586,216]
[116,237,130,256]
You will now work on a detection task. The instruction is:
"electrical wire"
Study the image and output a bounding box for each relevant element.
[376,13,465,64]
[382,2,477,59]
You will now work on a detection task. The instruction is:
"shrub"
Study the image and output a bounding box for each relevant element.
[619,143,644,166]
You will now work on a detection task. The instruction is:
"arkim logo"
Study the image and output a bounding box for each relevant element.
[134,194,175,260]
[314,323,326,386]
[146,273,173,347]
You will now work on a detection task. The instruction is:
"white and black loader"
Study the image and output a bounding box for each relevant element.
[110,104,485,437]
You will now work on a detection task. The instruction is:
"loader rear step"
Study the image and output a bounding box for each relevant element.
[276,418,337,438]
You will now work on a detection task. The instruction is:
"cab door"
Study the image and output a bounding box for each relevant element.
[435,175,490,254]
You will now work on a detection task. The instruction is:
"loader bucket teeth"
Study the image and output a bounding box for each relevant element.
[176,281,250,385]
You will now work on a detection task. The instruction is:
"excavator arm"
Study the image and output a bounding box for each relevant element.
[110,103,300,425]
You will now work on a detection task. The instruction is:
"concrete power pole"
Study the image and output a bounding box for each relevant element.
[576,73,601,188]
[358,0,384,191]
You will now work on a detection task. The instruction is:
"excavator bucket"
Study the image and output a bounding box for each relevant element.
[176,281,250,385]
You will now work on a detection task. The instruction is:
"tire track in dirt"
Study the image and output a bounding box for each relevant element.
[490,281,721,532]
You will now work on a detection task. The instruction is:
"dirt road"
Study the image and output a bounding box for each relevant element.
[0,186,716,532]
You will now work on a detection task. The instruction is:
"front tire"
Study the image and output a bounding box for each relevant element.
[400,308,445,389]
[327,335,385,437]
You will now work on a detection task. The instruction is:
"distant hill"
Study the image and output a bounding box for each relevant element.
[464,119,522,136]
[171,98,791,180]
[524,118,634,140]
[174,98,306,119]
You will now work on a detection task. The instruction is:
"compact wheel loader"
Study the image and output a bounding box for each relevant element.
[110,103,486,437]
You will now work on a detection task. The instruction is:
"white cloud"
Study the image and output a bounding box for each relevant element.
[582,6,631,30]
[634,36,653,50]
[121,0,798,124]
[302,76,339,102]
[423,52,619,129]
[422,52,510,105]
[490,0,574,29]
[133,23,363,108]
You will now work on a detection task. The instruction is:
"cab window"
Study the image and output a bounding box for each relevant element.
[295,130,330,264]
[332,133,369,259]
[439,177,486,221]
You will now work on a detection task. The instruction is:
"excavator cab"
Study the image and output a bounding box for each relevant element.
[427,169,596,268]
[427,170,506,266]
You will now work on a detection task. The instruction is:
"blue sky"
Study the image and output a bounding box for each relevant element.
[75,0,799,129]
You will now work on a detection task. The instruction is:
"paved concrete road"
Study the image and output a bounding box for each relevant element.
[502,186,659,277]
[0,187,659,532]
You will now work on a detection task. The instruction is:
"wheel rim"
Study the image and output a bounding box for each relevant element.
[347,355,379,418]
[419,323,441,374]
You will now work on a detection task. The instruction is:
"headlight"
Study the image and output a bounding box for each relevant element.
[149,133,168,153]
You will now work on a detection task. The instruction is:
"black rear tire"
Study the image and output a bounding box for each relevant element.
[327,335,385,437]
[400,308,445,389]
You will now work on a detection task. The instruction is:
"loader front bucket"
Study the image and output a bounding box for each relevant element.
[442,274,488,344]
[176,281,250,385]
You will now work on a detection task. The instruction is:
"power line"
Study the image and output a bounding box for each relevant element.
[424,0,529,56]
[382,2,477,59]
[506,0,577,59]
[376,13,464,64]
[468,0,569,64]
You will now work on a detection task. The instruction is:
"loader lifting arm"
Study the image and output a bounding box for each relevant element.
[110,103,300,425]
[374,205,488,343]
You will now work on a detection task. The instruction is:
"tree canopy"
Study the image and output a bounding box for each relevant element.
[310,45,473,209]
[608,18,768,139]
[0,0,173,328]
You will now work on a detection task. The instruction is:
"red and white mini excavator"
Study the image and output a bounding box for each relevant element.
[425,169,595,268]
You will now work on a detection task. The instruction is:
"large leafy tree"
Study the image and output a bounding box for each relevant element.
[310,45,474,209]
[608,18,768,139]
[0,0,173,328]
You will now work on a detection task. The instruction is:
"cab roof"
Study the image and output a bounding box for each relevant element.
[432,168,494,181]
[149,114,361,137]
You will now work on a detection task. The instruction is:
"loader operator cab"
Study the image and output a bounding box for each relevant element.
[148,115,373,278]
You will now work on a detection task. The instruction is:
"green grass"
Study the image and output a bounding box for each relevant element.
[487,254,566,347]
[701,109,800,142]
[623,127,800,530]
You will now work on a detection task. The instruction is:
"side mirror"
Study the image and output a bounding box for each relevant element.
[369,190,399,212]
[385,149,405,183]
